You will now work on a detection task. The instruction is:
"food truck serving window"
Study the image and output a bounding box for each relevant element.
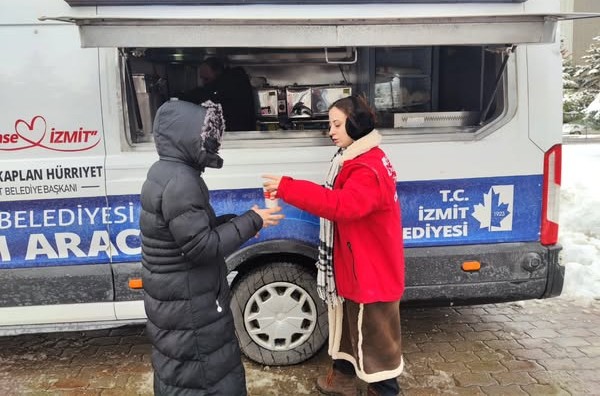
[120,45,512,146]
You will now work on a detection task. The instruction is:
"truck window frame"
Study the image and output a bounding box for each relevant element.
[117,45,518,150]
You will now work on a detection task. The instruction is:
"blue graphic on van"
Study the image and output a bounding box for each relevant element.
[399,175,542,247]
[0,190,319,269]
[0,175,542,269]
[0,195,140,269]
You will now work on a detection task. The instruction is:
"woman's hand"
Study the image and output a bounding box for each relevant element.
[251,205,284,228]
[262,174,282,197]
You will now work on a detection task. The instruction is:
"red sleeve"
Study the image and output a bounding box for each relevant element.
[278,166,381,222]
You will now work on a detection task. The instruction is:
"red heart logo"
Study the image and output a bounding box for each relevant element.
[15,116,47,146]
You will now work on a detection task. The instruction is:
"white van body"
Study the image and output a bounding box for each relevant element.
[0,0,577,364]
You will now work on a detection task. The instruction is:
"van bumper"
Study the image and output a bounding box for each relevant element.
[541,244,564,298]
[402,242,563,306]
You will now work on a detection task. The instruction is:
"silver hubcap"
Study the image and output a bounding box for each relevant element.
[244,281,317,351]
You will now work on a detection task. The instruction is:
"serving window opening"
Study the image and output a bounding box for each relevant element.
[120,45,511,145]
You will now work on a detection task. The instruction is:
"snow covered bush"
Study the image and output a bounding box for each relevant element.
[576,36,600,92]
[584,93,600,130]
[563,36,600,126]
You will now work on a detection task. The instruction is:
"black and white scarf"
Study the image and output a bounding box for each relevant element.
[316,130,383,306]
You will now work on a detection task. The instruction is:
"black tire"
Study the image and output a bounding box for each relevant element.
[230,261,328,366]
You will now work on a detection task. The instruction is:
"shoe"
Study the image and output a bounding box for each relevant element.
[316,368,358,396]
[366,385,378,396]
[366,384,402,396]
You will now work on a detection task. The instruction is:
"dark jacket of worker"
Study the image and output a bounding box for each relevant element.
[139,99,262,395]
[180,66,257,132]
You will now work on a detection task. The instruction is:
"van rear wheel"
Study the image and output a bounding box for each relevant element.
[230,262,328,366]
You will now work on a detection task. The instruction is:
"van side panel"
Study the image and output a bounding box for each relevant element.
[403,242,557,304]
[0,16,113,313]
[0,266,113,307]
[527,44,563,151]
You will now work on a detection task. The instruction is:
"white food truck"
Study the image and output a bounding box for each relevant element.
[0,0,591,365]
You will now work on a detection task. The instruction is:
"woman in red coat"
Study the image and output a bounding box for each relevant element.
[263,95,405,396]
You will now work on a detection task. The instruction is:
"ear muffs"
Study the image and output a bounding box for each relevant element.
[345,96,375,140]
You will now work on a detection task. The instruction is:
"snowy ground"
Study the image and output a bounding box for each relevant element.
[559,142,600,300]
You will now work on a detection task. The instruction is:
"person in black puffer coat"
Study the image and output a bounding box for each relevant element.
[140,99,283,395]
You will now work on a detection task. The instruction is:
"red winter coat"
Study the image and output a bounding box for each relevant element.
[278,146,405,303]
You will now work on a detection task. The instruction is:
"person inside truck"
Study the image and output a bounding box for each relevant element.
[178,57,257,131]
[262,95,405,396]
[139,99,283,395]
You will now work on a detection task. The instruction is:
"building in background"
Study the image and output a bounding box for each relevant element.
[560,0,600,64]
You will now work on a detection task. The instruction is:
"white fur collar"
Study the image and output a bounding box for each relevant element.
[340,130,382,164]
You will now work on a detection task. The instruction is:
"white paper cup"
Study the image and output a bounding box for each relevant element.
[263,189,279,208]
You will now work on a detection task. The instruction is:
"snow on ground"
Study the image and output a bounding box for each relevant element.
[559,142,600,300]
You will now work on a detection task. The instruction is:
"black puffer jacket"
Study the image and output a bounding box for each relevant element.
[140,100,262,395]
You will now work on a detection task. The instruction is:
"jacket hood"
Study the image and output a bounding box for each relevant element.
[152,99,224,171]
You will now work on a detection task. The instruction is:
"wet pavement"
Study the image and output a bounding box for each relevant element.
[0,296,599,396]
